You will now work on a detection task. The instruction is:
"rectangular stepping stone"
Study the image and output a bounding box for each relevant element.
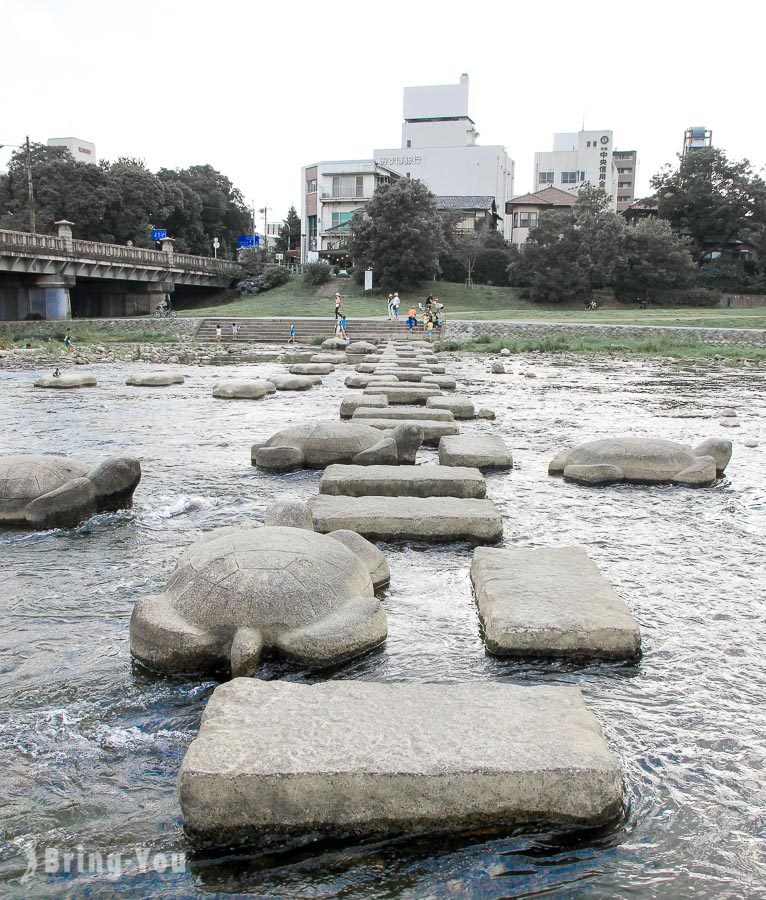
[351,417,459,446]
[364,385,442,405]
[372,369,426,382]
[353,407,454,422]
[424,375,457,390]
[439,435,512,470]
[308,495,503,543]
[319,464,486,498]
[178,679,623,844]
[427,395,475,419]
[339,395,388,419]
[470,547,641,659]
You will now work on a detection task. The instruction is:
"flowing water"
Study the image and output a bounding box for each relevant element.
[0,353,764,898]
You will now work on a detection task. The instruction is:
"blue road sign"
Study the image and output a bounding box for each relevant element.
[151,228,168,241]
[237,235,260,248]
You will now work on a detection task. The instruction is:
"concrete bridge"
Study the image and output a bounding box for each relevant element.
[0,222,240,320]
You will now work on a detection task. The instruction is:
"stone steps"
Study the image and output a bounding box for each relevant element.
[194,317,444,344]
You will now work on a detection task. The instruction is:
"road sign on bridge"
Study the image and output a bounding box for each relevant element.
[238,235,259,248]
[151,228,168,241]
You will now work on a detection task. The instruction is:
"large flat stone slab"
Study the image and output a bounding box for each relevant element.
[353,407,454,422]
[339,395,388,418]
[371,369,426,382]
[471,547,641,660]
[289,363,334,375]
[345,374,400,389]
[364,385,442,405]
[308,495,502,543]
[427,395,476,419]
[350,417,458,446]
[267,374,320,390]
[126,372,185,387]
[319,464,486,498]
[178,679,623,844]
[439,435,512,470]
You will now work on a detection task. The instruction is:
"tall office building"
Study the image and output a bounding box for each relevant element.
[613,150,638,212]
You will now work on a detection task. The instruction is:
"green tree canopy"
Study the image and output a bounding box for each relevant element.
[0,145,252,257]
[651,148,766,263]
[275,205,301,252]
[614,218,696,302]
[349,179,444,289]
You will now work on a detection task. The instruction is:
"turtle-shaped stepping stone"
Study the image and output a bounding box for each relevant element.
[129,526,388,676]
[251,422,423,472]
[0,454,141,529]
[548,437,732,486]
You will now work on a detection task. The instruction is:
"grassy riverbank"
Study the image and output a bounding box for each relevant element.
[438,333,766,362]
[178,278,766,329]
[0,323,180,349]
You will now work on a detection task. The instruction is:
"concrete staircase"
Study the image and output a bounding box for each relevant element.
[194,317,443,344]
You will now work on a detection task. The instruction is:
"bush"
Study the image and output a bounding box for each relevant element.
[263,265,291,288]
[303,261,333,286]
[651,287,721,307]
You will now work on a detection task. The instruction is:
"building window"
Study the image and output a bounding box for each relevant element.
[406,139,411,148]
[331,175,364,198]
[306,178,317,193]
[617,195,632,202]
[515,212,538,228]
[580,171,586,181]
[561,171,578,184]
[618,181,632,188]
[538,171,554,184]
[331,212,353,228]
[308,215,317,250]
[617,167,633,174]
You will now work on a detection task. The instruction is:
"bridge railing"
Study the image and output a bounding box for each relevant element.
[0,228,239,274]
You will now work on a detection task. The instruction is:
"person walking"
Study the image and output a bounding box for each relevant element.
[338,314,348,340]
[214,324,222,342]
[392,292,400,320]
[230,322,238,341]
[334,297,343,333]
[288,323,296,344]
[63,327,73,353]
[387,293,394,320]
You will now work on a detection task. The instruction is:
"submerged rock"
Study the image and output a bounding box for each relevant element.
[34,374,97,388]
[212,379,276,400]
[126,372,185,387]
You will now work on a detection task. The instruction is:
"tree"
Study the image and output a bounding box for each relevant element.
[652,148,766,264]
[508,188,627,301]
[452,231,482,286]
[99,158,165,246]
[614,218,696,302]
[275,205,301,252]
[349,179,444,289]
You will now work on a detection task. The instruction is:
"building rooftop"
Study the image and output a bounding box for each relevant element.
[506,187,577,208]
[436,195,497,210]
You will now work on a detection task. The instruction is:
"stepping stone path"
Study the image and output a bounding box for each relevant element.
[319,464,486,498]
[471,547,641,660]
[363,385,442,404]
[353,407,455,422]
[339,394,388,418]
[267,374,319,391]
[439,434,513,470]
[178,679,623,844]
[289,363,334,375]
[308,495,503,543]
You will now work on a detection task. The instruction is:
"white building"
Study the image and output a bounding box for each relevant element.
[534,130,615,204]
[300,160,397,264]
[47,137,97,165]
[300,75,515,260]
[374,75,514,239]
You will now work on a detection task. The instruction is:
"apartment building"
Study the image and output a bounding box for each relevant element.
[300,75,515,260]
[613,149,638,212]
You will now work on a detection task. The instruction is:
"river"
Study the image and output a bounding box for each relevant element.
[0,352,764,897]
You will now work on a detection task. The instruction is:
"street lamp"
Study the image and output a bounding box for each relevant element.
[0,136,36,233]
[259,205,272,251]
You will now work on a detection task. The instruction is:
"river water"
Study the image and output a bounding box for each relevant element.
[0,352,764,898]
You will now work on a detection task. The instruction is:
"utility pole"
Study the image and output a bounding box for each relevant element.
[259,205,272,251]
[25,136,36,233]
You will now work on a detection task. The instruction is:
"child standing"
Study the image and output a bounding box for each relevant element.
[288,324,296,344]
[63,327,73,353]
[215,324,222,342]
[230,322,238,341]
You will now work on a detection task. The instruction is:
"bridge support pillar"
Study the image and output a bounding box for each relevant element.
[29,276,73,320]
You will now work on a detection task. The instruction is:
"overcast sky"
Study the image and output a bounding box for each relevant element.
[2,0,763,233]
